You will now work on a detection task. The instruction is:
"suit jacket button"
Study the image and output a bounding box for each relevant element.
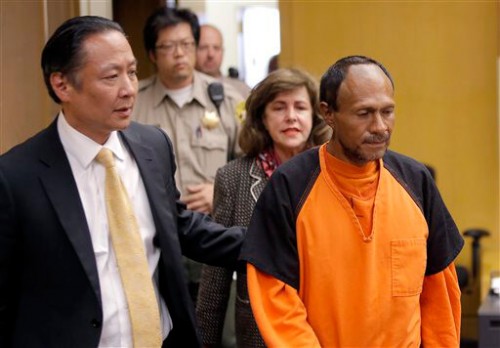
[90,319,101,328]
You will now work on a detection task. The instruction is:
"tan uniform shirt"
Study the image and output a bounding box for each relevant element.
[132,71,244,195]
[221,76,251,99]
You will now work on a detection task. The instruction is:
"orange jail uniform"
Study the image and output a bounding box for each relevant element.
[241,144,463,347]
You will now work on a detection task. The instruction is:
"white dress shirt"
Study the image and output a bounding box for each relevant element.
[57,112,172,347]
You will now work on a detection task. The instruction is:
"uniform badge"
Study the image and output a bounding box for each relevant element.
[201,110,220,129]
[235,101,246,124]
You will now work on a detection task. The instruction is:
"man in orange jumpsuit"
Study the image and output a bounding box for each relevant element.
[241,55,463,347]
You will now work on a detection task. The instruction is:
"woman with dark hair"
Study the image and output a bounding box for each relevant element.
[196,68,331,348]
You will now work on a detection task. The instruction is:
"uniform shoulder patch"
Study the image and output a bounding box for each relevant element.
[235,101,246,124]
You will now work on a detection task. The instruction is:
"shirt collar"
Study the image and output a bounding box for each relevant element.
[191,71,209,108]
[57,111,126,170]
[152,76,169,108]
[152,70,210,109]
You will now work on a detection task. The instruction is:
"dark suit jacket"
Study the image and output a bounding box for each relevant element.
[196,157,266,347]
[0,119,244,348]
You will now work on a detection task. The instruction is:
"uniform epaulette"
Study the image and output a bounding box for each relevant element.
[138,76,156,92]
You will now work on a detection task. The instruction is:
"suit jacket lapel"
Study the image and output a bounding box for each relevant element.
[38,121,101,302]
[119,128,169,229]
[249,160,267,203]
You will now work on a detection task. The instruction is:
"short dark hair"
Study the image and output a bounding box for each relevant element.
[239,68,331,157]
[143,7,200,55]
[41,16,125,104]
[320,55,394,111]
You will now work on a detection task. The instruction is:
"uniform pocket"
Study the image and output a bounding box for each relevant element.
[190,130,228,178]
[391,238,427,296]
[191,131,227,150]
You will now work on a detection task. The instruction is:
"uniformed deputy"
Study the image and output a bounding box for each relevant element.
[133,72,243,212]
[133,7,244,216]
[132,7,245,305]
[196,24,252,98]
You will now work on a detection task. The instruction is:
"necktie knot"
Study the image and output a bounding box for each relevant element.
[96,148,115,168]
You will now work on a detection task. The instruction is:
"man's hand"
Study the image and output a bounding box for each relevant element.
[182,182,214,214]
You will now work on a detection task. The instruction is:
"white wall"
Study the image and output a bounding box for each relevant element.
[79,0,113,18]
[181,0,278,86]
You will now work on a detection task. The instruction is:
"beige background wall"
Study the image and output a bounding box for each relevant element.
[0,1,79,153]
[0,0,107,154]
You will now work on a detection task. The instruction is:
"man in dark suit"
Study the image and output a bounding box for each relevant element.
[0,16,244,348]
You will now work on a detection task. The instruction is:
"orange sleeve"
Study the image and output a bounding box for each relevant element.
[420,263,461,347]
[247,263,321,348]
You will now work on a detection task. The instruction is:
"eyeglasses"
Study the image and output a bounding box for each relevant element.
[155,41,196,55]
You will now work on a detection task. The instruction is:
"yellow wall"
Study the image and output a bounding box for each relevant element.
[280,1,499,297]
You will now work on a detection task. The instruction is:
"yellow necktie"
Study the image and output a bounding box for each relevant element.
[96,148,162,348]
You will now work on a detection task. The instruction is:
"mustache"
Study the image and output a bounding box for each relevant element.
[364,133,390,143]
